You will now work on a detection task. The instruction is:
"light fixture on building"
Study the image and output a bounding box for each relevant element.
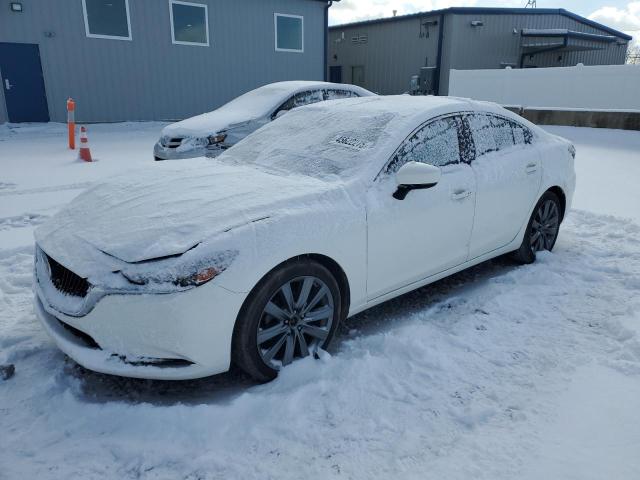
[10,2,23,12]
[470,20,484,27]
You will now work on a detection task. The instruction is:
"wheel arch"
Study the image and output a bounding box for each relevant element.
[232,253,351,342]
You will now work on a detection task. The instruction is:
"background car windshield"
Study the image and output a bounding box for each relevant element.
[219,100,398,180]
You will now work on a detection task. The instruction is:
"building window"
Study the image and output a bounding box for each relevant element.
[275,13,304,53]
[170,0,209,46]
[82,0,131,40]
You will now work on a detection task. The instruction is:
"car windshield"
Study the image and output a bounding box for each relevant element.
[218,98,398,181]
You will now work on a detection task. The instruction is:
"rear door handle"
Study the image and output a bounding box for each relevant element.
[526,163,538,174]
[451,189,472,201]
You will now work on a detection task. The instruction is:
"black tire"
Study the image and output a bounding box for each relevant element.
[154,156,164,161]
[232,259,342,382]
[512,190,562,264]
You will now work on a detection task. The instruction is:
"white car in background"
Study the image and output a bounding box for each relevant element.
[35,96,575,383]
[153,80,374,160]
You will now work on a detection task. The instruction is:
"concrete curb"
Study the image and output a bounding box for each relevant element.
[504,106,640,131]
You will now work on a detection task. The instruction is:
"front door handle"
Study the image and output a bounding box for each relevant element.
[451,189,472,201]
[526,163,538,174]
[4,78,13,91]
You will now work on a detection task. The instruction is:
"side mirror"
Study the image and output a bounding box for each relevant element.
[393,162,441,200]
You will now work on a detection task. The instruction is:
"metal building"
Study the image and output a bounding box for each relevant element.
[0,0,334,123]
[328,7,632,96]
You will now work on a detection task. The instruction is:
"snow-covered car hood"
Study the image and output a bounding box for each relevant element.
[35,160,330,270]
[161,108,254,138]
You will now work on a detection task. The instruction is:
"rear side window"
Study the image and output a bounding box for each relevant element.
[512,121,534,145]
[324,89,360,100]
[492,116,515,150]
[272,90,324,118]
[386,116,462,174]
[468,113,533,158]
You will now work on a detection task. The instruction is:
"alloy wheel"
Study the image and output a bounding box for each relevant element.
[257,276,334,369]
[530,199,560,253]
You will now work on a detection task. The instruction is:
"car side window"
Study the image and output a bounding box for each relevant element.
[492,115,515,150]
[468,114,498,157]
[272,90,324,119]
[323,89,359,100]
[511,121,534,145]
[469,113,533,158]
[386,116,462,174]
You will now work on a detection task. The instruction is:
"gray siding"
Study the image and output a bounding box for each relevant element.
[329,10,629,97]
[328,15,442,95]
[0,0,326,123]
[446,12,627,70]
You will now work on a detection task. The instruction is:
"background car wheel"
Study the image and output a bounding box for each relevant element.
[232,259,342,382]
[512,190,562,264]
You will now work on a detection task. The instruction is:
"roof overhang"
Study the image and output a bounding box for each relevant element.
[521,28,620,54]
[329,7,632,42]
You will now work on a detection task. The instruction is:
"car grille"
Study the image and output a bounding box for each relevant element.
[45,253,90,297]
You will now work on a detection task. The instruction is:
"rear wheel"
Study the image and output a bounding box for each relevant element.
[232,260,341,382]
[512,191,562,264]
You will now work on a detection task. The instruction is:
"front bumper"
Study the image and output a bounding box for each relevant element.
[153,141,226,161]
[35,279,247,380]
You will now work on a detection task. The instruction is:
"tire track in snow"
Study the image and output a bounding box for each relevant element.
[0,213,49,231]
[0,182,92,197]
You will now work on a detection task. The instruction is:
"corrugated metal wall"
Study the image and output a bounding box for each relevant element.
[443,12,628,94]
[0,0,326,123]
[329,11,629,97]
[328,14,441,95]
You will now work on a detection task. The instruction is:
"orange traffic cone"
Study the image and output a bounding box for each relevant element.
[78,126,93,162]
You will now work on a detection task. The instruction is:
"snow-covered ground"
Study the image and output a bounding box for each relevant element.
[1,123,639,479]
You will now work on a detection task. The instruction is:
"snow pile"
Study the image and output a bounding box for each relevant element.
[2,211,640,479]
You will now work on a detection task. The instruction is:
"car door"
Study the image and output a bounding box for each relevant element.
[466,113,542,259]
[271,89,324,120]
[366,115,477,300]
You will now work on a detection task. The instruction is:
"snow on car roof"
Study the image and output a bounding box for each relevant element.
[218,95,474,181]
[163,81,372,138]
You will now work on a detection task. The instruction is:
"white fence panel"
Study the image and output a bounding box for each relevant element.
[448,64,640,111]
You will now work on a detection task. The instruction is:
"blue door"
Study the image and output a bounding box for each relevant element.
[0,43,49,122]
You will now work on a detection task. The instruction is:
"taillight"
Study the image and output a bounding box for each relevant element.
[568,144,576,159]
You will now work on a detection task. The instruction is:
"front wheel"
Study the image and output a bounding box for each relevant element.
[232,260,342,382]
[512,191,562,264]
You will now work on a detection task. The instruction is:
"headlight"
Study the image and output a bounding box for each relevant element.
[208,133,227,145]
[120,250,238,290]
[175,266,221,287]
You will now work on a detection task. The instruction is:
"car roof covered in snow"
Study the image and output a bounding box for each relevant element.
[218,95,490,181]
[162,81,374,138]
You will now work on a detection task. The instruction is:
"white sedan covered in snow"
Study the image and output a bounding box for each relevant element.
[34,96,575,382]
[153,81,374,160]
